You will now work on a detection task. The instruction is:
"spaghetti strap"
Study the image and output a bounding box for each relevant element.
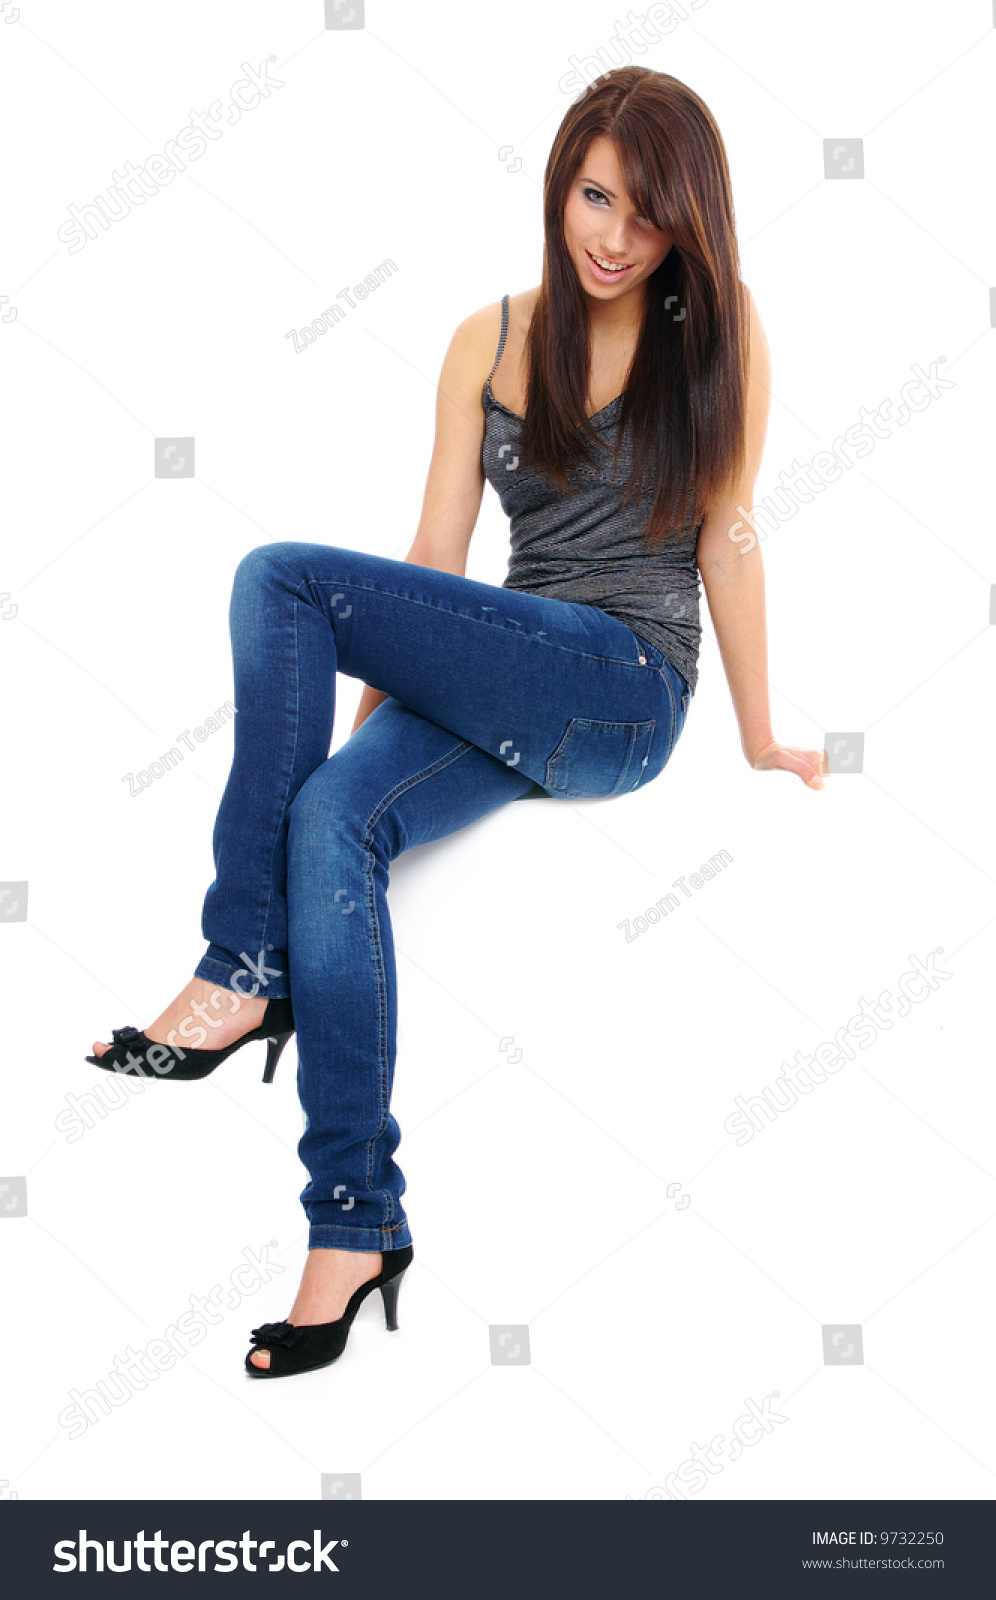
[485,293,509,387]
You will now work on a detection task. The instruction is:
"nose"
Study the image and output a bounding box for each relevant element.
[598,224,632,258]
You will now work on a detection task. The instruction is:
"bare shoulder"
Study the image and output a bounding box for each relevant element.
[451,288,540,369]
[463,287,540,328]
[430,299,504,422]
[451,298,503,362]
[447,288,540,416]
[742,284,771,378]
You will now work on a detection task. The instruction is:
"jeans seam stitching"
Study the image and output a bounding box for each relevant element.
[270,555,653,669]
[256,593,304,968]
[546,717,656,796]
[253,547,684,676]
[362,740,476,834]
[611,725,639,796]
[356,738,476,1227]
[362,838,392,1224]
[235,587,305,980]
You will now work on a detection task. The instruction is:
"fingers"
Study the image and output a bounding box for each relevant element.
[784,746,827,789]
[785,750,824,789]
[751,743,828,788]
[787,755,820,788]
[778,750,825,789]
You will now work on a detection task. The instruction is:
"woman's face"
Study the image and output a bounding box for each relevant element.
[562,135,673,302]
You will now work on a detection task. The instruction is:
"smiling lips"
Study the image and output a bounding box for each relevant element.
[585,248,635,281]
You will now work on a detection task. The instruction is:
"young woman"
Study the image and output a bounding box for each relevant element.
[86,67,826,1380]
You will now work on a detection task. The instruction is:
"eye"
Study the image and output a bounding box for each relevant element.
[582,184,654,227]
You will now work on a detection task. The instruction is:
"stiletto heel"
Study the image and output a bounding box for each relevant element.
[379,1267,407,1331]
[245,1243,414,1378]
[262,1030,294,1084]
[86,996,295,1082]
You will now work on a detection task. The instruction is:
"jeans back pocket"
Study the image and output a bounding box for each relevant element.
[544,717,656,799]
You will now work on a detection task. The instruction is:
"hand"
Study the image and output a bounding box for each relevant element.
[749,739,826,789]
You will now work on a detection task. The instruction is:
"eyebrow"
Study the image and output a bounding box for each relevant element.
[578,175,618,198]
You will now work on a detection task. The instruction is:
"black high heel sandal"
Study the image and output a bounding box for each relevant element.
[245,1244,414,1379]
[84,995,295,1082]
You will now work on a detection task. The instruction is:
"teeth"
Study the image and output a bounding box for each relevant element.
[591,252,629,272]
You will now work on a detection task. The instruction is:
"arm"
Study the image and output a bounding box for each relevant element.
[694,289,825,790]
[351,302,502,734]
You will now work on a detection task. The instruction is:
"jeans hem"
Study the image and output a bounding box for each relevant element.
[307,1220,412,1251]
[193,953,291,1001]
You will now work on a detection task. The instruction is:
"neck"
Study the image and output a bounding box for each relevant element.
[586,284,646,343]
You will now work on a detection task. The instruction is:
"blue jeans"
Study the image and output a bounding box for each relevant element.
[194,543,691,1251]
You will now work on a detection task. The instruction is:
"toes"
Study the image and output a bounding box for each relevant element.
[250,1349,270,1370]
[93,1041,108,1058]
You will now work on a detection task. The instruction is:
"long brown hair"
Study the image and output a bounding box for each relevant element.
[519,67,750,544]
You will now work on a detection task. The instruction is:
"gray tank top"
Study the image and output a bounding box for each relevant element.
[481,292,703,692]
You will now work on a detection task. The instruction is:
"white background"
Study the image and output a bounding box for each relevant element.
[1,0,994,1503]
